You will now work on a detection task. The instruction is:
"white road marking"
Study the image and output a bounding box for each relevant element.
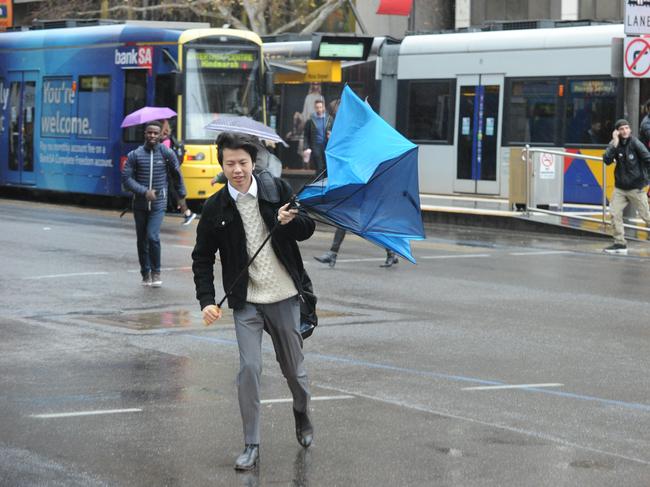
[419,253,491,260]
[462,383,564,391]
[332,258,390,263]
[170,244,194,249]
[261,395,354,404]
[25,271,110,280]
[315,384,650,466]
[126,266,192,273]
[509,251,573,256]
[30,408,142,419]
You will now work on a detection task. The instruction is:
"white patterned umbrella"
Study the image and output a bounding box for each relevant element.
[205,116,288,147]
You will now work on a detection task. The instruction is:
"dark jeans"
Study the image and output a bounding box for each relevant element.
[167,182,188,213]
[330,228,394,259]
[133,208,164,276]
[330,228,346,253]
[310,144,326,174]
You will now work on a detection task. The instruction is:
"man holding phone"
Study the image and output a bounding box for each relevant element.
[603,118,650,254]
[122,121,186,286]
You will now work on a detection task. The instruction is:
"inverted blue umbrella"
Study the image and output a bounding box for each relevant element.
[297,85,425,263]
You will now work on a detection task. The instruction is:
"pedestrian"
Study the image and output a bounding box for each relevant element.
[602,118,650,254]
[638,99,650,148]
[121,121,187,287]
[314,228,399,268]
[303,99,333,174]
[160,119,196,226]
[192,132,315,471]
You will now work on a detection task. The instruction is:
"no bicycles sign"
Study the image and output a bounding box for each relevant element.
[624,36,650,78]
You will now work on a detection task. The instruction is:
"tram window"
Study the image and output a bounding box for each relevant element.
[155,74,176,135]
[155,74,175,109]
[505,79,558,145]
[123,70,147,143]
[564,79,617,146]
[404,80,454,143]
[78,75,110,139]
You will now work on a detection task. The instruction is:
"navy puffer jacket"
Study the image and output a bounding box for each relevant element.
[121,143,186,211]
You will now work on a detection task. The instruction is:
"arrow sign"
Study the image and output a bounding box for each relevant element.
[625,36,650,78]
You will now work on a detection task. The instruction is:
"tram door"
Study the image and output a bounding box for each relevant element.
[453,74,503,194]
[6,71,37,186]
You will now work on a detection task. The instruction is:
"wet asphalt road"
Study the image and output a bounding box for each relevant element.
[1,198,649,486]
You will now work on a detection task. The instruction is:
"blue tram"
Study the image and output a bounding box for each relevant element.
[0,23,267,200]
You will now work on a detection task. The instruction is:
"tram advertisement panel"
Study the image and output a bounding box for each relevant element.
[37,74,112,193]
[39,76,111,171]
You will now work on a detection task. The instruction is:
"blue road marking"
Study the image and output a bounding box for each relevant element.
[186,334,650,413]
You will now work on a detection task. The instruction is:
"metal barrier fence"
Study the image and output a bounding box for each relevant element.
[522,145,650,233]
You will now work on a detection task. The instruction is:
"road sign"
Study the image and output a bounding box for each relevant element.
[624,36,650,78]
[626,1,650,35]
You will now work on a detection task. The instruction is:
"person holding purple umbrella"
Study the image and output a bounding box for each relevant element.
[121,121,187,287]
[160,119,196,226]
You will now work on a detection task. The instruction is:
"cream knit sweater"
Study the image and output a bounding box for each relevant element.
[236,193,297,303]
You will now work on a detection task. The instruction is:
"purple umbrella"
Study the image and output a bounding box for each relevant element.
[121,106,177,128]
[204,116,288,147]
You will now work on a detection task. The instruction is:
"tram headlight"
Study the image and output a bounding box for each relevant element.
[187,152,206,161]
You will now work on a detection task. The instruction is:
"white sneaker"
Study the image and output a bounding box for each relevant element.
[151,273,162,287]
[603,243,628,255]
[182,213,197,226]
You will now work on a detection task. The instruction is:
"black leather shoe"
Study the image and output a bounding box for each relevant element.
[234,444,259,470]
[293,408,313,448]
[314,251,337,266]
[380,252,399,268]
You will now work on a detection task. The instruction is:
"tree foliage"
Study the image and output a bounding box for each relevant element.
[30,0,350,35]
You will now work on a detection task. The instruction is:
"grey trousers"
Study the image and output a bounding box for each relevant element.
[233,296,310,444]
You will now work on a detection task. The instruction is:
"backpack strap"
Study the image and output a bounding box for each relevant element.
[255,169,281,203]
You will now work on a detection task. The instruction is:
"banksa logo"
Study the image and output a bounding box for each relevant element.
[114,46,153,69]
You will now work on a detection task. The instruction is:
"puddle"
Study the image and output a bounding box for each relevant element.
[81,307,348,330]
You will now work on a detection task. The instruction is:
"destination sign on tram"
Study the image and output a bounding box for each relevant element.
[188,51,255,69]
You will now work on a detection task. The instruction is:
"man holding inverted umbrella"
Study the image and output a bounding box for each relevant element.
[192,132,315,471]
[192,86,424,470]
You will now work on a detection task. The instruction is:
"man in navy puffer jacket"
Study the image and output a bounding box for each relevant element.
[121,121,186,287]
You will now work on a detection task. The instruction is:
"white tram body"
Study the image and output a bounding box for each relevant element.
[390,24,625,202]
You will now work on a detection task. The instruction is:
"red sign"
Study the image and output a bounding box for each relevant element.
[0,0,13,30]
[625,37,650,78]
[376,0,412,16]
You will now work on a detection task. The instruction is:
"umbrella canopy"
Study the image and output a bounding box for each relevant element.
[298,85,425,263]
[205,116,288,147]
[121,106,176,128]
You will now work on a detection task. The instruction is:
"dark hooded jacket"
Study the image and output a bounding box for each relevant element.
[192,171,315,310]
[603,135,650,190]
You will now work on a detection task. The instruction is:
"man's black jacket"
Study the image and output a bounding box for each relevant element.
[192,173,315,311]
[603,136,650,190]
